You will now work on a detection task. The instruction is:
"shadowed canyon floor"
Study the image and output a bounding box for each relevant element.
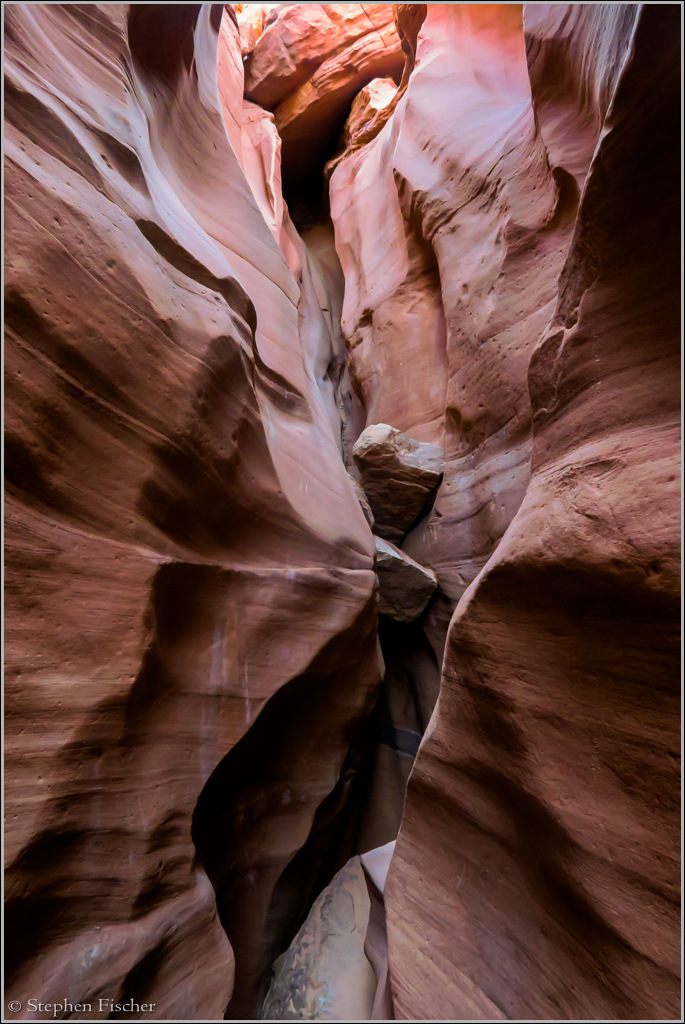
[3,3,681,1022]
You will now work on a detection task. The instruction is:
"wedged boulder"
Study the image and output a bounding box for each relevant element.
[375,537,437,623]
[354,424,444,542]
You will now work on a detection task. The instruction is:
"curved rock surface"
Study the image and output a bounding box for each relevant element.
[4,2,680,1022]
[381,4,681,1020]
[4,4,379,1019]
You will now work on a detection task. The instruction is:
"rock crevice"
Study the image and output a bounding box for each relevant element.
[3,3,681,1022]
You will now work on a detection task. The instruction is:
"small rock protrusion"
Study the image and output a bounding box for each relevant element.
[353,424,443,542]
[375,536,437,623]
[343,78,397,149]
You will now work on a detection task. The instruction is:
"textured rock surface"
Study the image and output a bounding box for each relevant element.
[4,1,680,1022]
[260,856,376,1020]
[383,4,681,1020]
[243,3,404,191]
[4,4,379,1020]
[330,1,582,659]
[375,537,437,624]
[353,424,443,543]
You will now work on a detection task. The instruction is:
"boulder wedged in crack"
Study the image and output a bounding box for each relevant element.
[259,856,376,1020]
[374,537,437,624]
[260,842,397,1021]
[353,424,444,543]
[329,1,580,654]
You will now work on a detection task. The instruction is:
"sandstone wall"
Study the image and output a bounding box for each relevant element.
[331,4,679,1018]
[4,5,380,1018]
[4,3,680,1021]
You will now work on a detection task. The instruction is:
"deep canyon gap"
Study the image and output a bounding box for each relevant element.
[3,4,681,1021]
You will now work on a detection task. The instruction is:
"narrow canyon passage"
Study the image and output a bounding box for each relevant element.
[3,4,681,1023]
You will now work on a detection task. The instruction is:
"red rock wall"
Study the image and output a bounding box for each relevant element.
[4,4,380,1018]
[375,4,680,1019]
[4,2,681,1021]
[330,3,581,661]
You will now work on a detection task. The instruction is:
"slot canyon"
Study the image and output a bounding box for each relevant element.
[3,3,681,1021]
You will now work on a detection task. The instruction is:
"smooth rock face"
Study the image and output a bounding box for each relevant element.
[4,4,379,1019]
[375,537,437,624]
[360,840,395,898]
[260,856,376,1020]
[353,424,444,543]
[5,2,680,1022]
[382,4,681,1021]
[360,841,396,1021]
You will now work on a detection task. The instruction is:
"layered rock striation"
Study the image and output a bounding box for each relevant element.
[373,5,681,1020]
[374,537,437,624]
[4,4,380,1019]
[4,2,681,1022]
